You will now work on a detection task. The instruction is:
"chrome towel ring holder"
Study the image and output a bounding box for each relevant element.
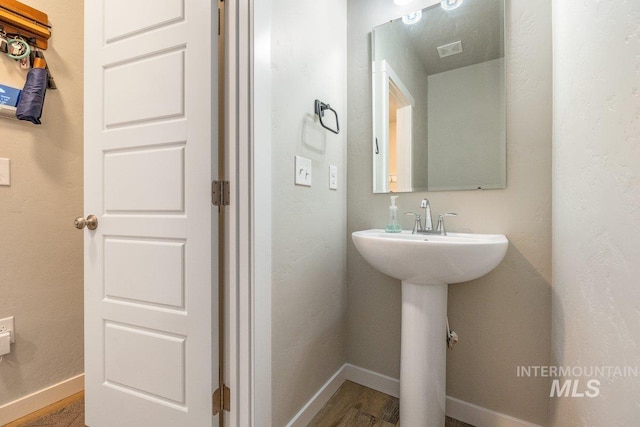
[314,99,340,135]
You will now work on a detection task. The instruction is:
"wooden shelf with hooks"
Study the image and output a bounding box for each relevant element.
[0,0,50,50]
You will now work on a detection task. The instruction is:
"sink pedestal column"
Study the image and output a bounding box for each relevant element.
[400,281,447,427]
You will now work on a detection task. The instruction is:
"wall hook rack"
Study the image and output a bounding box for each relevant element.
[0,1,51,49]
[0,1,55,123]
[314,99,340,134]
[0,1,55,89]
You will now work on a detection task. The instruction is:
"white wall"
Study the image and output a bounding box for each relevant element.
[552,0,640,425]
[428,58,505,190]
[0,0,84,407]
[347,0,552,424]
[270,0,348,425]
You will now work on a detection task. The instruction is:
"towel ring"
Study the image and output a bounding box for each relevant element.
[314,99,340,134]
[6,37,30,60]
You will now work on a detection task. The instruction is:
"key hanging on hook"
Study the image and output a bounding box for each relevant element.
[5,36,30,60]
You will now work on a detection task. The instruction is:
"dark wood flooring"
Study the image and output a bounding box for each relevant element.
[307,380,474,427]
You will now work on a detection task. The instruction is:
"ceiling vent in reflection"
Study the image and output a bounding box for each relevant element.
[437,41,463,58]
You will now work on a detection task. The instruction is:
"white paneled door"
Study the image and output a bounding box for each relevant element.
[83,1,218,426]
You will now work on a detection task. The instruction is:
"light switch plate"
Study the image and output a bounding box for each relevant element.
[329,165,338,190]
[0,158,10,186]
[295,156,312,187]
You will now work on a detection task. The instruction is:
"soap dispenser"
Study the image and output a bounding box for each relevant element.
[385,196,402,233]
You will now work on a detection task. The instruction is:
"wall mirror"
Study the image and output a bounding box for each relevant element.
[372,0,506,193]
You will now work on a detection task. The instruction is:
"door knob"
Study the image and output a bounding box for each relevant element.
[74,215,98,230]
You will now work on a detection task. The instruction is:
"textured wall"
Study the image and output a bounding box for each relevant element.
[347,0,552,424]
[0,0,84,406]
[270,0,348,425]
[552,1,640,425]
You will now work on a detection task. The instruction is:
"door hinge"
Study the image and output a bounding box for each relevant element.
[212,180,230,206]
[213,384,231,415]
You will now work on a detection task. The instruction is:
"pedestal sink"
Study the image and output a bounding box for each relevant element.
[352,229,508,427]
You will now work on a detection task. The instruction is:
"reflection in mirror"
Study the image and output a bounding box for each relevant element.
[372,0,506,193]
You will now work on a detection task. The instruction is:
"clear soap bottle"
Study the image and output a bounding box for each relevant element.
[385,195,402,233]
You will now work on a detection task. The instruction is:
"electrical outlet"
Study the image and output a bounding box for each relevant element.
[0,316,15,343]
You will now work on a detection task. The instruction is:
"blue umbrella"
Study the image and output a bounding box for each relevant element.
[16,67,48,124]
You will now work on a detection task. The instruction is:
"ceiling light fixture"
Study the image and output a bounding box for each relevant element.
[441,0,464,11]
[402,10,422,25]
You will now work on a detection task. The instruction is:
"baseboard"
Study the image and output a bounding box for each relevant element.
[0,374,84,425]
[286,366,347,427]
[284,364,399,426]
[287,363,542,427]
[343,363,400,398]
[446,396,543,427]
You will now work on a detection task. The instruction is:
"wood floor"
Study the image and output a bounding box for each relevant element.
[308,381,474,427]
[3,382,474,426]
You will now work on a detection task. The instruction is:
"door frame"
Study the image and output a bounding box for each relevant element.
[225,0,272,425]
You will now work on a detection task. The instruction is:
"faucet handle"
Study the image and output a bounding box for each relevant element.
[403,211,423,234]
[436,212,457,236]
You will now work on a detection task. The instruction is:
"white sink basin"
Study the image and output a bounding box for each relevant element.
[352,228,508,426]
[352,229,508,285]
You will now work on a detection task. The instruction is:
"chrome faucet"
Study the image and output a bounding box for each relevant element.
[420,198,434,232]
[406,198,458,235]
